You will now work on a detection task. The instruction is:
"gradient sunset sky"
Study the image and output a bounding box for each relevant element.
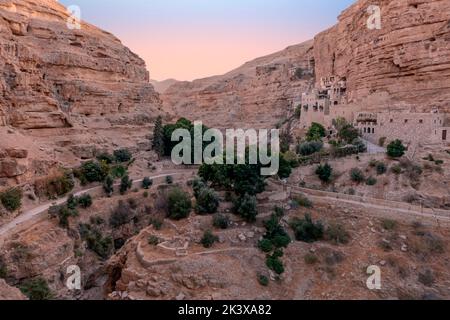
[60,0,354,81]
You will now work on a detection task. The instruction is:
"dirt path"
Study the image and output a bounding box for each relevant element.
[0,170,196,241]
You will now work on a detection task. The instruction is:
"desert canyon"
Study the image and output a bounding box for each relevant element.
[0,0,450,300]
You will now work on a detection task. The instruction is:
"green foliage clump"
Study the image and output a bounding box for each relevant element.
[79,223,113,259]
[258,239,274,253]
[152,116,165,158]
[148,235,160,246]
[19,278,54,300]
[195,187,220,215]
[338,124,360,144]
[36,171,74,199]
[142,177,153,189]
[0,187,22,212]
[48,204,78,228]
[266,249,285,275]
[325,223,350,245]
[110,200,134,228]
[350,168,365,183]
[213,213,230,230]
[233,194,258,222]
[306,122,326,141]
[166,176,174,184]
[278,153,293,179]
[113,148,132,163]
[387,140,406,158]
[103,175,114,196]
[297,141,323,156]
[96,152,115,164]
[290,214,324,243]
[120,175,133,195]
[0,256,7,279]
[78,194,93,208]
[76,161,108,184]
[167,188,192,220]
[316,163,333,183]
[200,230,219,248]
[291,195,313,208]
[376,162,387,175]
[258,274,269,286]
[366,176,377,186]
[304,253,319,265]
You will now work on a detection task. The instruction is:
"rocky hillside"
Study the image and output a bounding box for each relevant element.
[314,0,450,112]
[163,0,450,127]
[162,41,314,129]
[0,0,164,183]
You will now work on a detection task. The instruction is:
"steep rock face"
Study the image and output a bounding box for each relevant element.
[162,41,314,129]
[314,0,450,111]
[0,0,161,130]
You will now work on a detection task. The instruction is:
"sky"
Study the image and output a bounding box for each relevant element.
[60,0,355,81]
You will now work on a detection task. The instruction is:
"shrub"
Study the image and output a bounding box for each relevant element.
[338,124,359,144]
[290,214,324,243]
[316,163,333,183]
[110,165,127,178]
[67,194,78,210]
[78,194,93,208]
[352,138,367,153]
[201,230,219,248]
[381,219,398,231]
[113,148,132,163]
[261,213,291,249]
[195,187,220,215]
[48,204,78,228]
[77,161,107,184]
[297,141,324,156]
[166,176,174,184]
[391,165,402,175]
[213,213,230,230]
[278,154,293,179]
[258,239,274,253]
[325,223,350,245]
[35,171,74,199]
[120,175,133,195]
[19,278,54,300]
[79,224,113,259]
[110,200,134,228]
[142,177,153,189]
[376,162,387,175]
[350,168,365,183]
[149,217,163,230]
[306,123,326,141]
[103,175,114,196]
[97,152,115,164]
[167,188,192,220]
[387,140,406,158]
[266,251,285,275]
[293,195,313,208]
[258,274,269,287]
[148,235,160,246]
[192,179,207,199]
[304,253,319,265]
[366,176,377,186]
[0,256,7,278]
[233,194,258,222]
[0,188,22,212]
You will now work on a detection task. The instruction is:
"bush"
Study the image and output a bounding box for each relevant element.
[77,161,107,184]
[149,217,163,230]
[97,152,115,164]
[297,141,324,156]
[167,188,192,220]
[258,274,269,286]
[338,124,359,144]
[103,175,114,196]
[148,235,160,246]
[260,213,291,250]
[213,213,230,230]
[381,219,398,231]
[195,187,220,215]
[387,140,406,158]
[113,148,132,163]
[352,138,367,153]
[233,194,258,222]
[110,200,134,228]
[142,177,153,189]
[306,123,326,141]
[0,256,7,279]
[290,214,324,243]
[366,176,377,186]
[350,168,365,183]
[79,224,113,259]
[78,194,93,208]
[316,163,333,183]
[376,162,387,175]
[304,253,319,265]
[391,165,402,175]
[35,171,74,199]
[192,179,207,198]
[258,239,274,253]
[266,250,285,275]
[166,176,174,184]
[120,175,133,195]
[325,223,350,244]
[278,154,293,179]
[0,188,22,212]
[201,230,219,248]
[19,278,54,300]
[293,195,313,208]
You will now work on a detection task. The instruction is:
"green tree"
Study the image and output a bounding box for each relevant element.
[120,175,133,195]
[290,214,324,243]
[195,187,220,215]
[338,124,359,144]
[387,140,407,158]
[0,187,22,212]
[316,163,333,183]
[152,116,165,159]
[103,175,114,197]
[233,194,258,222]
[167,188,192,220]
[306,122,326,141]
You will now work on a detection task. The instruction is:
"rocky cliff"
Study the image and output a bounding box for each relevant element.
[162,41,314,129]
[312,0,450,112]
[0,0,164,183]
[164,0,450,126]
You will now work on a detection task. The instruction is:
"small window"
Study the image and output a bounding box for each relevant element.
[390,119,393,123]
[419,119,423,124]
[372,128,375,134]
[404,119,408,123]
[364,128,367,133]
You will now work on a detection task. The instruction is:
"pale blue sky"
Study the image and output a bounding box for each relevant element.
[60,0,355,80]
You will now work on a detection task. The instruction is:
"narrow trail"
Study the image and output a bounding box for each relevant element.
[0,170,196,241]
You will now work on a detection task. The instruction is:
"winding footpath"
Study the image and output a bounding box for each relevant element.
[0,171,195,242]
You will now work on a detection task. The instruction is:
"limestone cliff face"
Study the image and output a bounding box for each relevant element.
[314,0,450,112]
[163,41,314,129]
[0,0,161,130]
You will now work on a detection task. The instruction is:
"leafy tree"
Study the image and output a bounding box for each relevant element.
[120,175,133,195]
[152,115,165,159]
[0,188,22,212]
[167,188,192,220]
[233,194,258,222]
[339,124,359,144]
[195,187,220,215]
[97,152,115,164]
[142,177,153,189]
[200,230,219,248]
[278,154,293,179]
[306,122,326,141]
[316,163,333,183]
[77,161,107,184]
[290,214,324,243]
[114,149,132,163]
[350,168,365,183]
[110,200,134,228]
[297,141,323,156]
[376,162,387,175]
[103,175,114,197]
[213,213,230,230]
[78,194,93,208]
[387,140,407,158]
[266,250,285,275]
